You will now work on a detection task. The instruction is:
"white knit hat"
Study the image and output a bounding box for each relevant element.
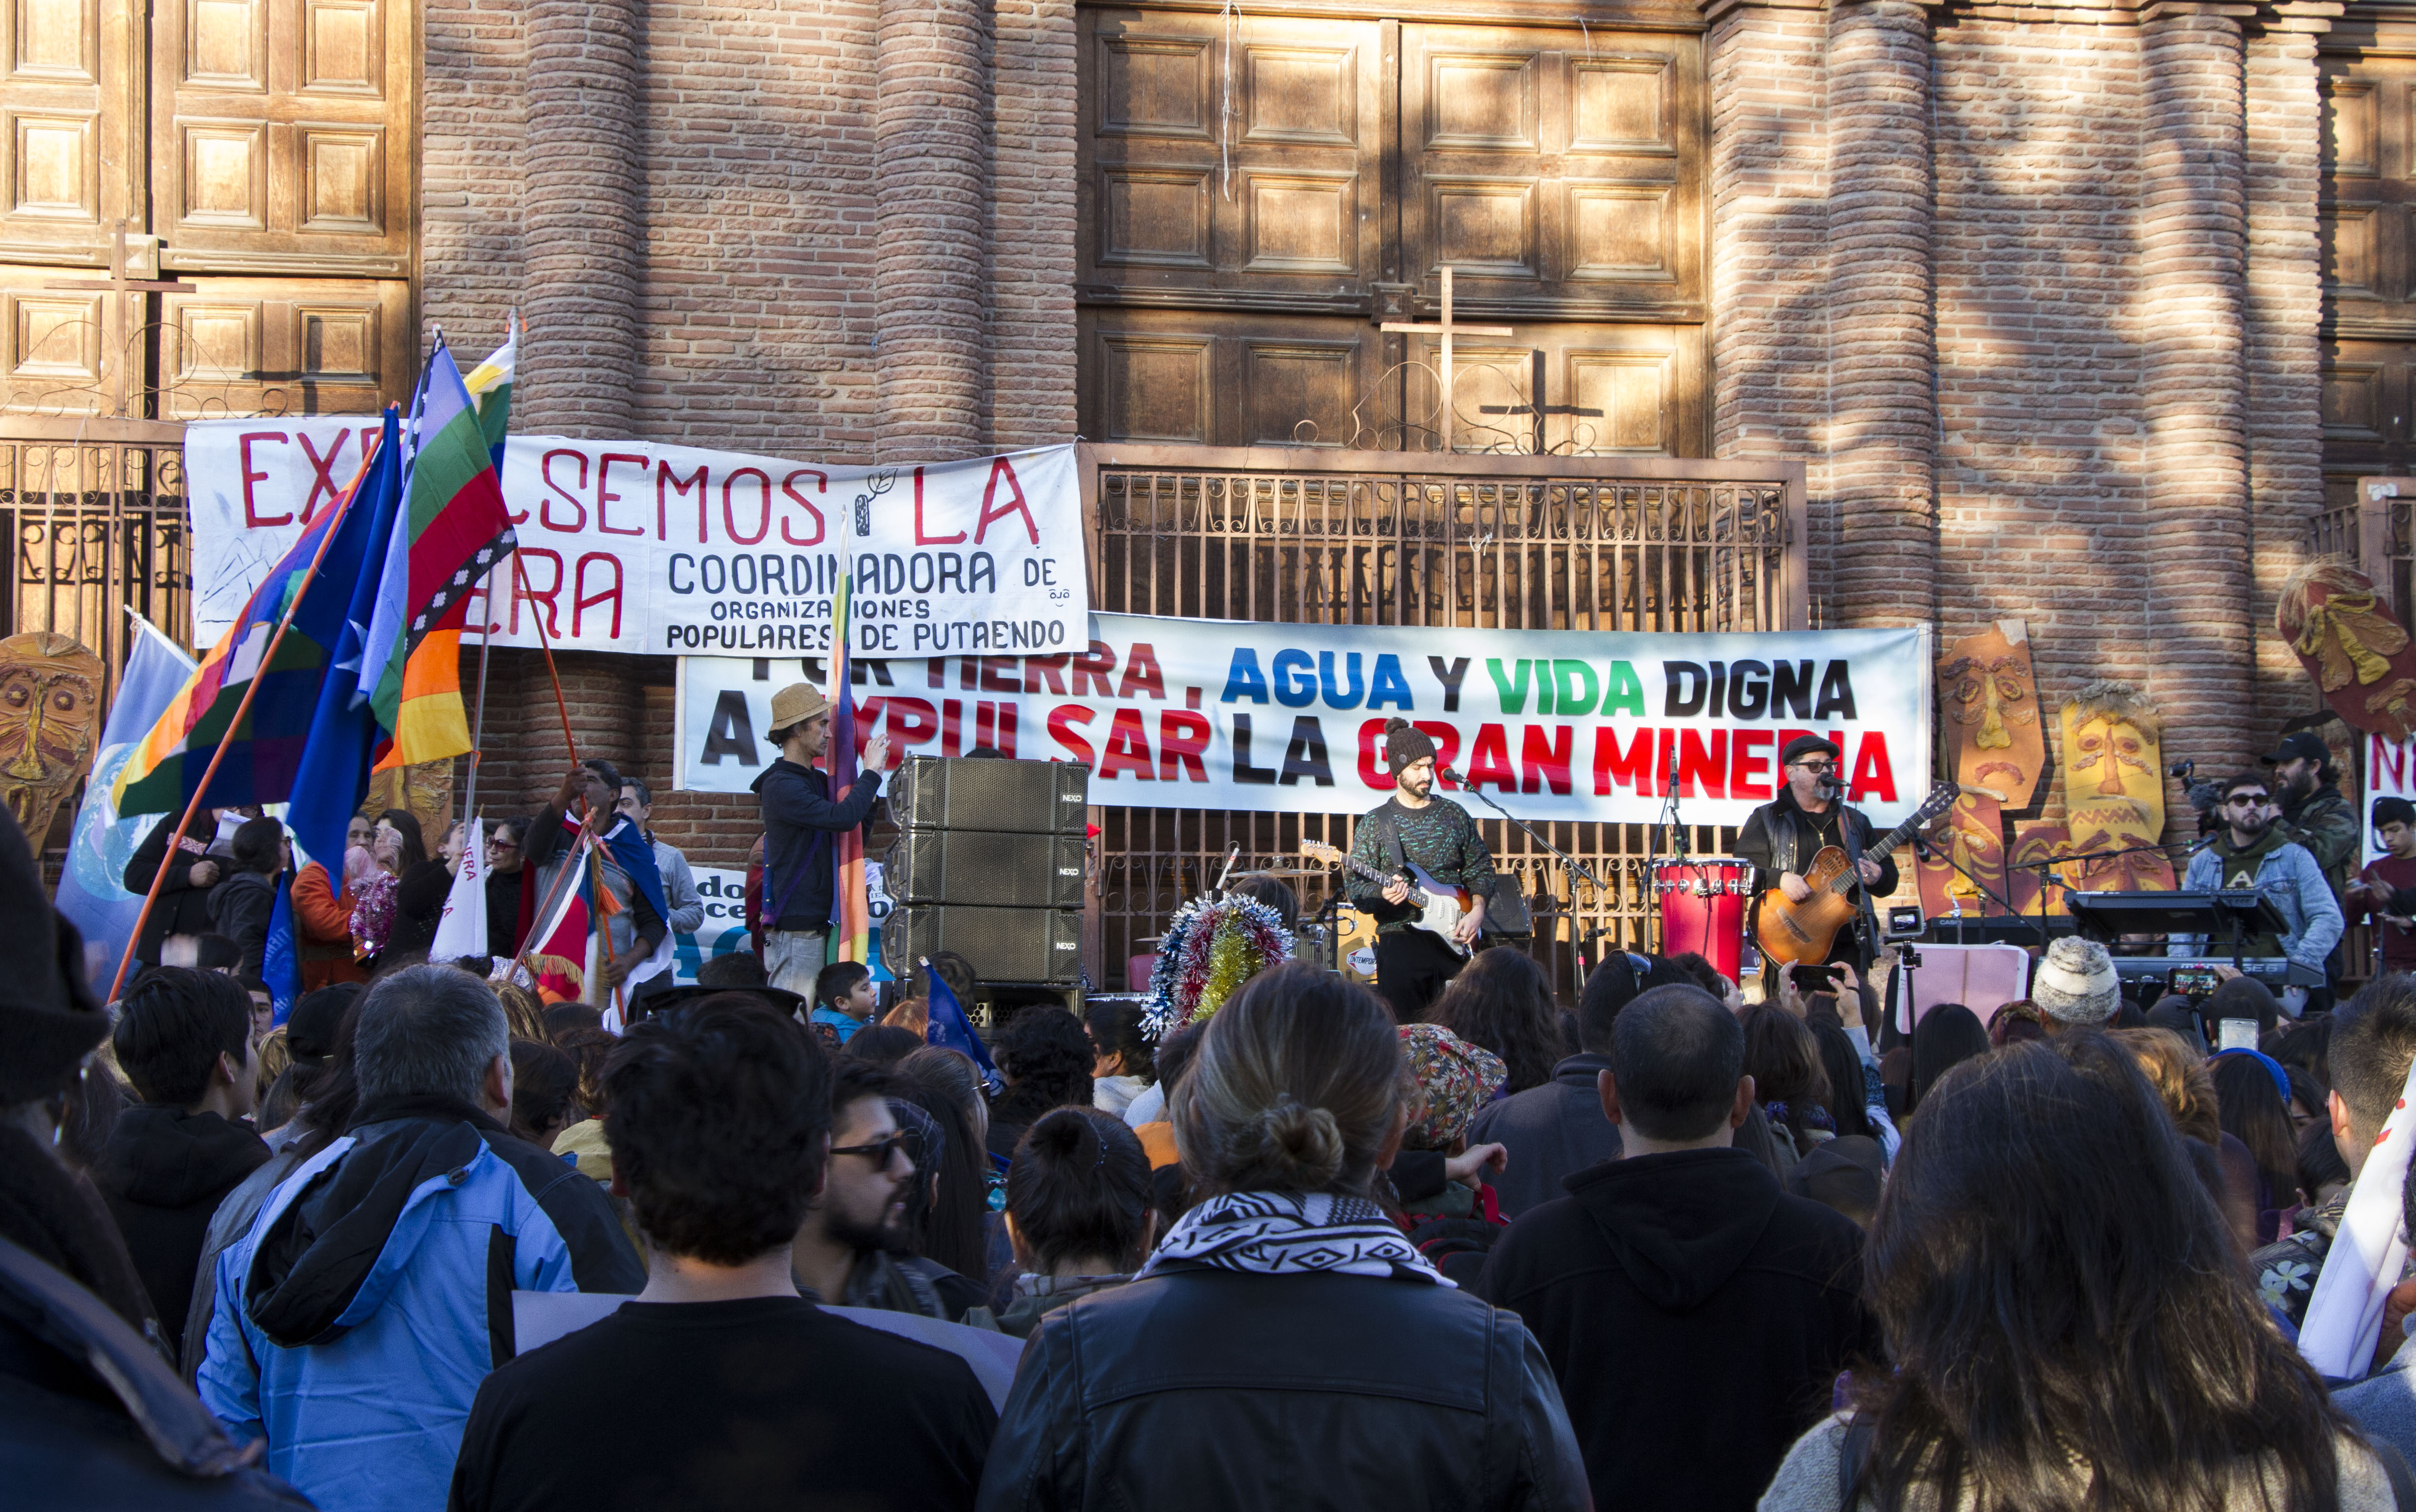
[2032,938,2120,1024]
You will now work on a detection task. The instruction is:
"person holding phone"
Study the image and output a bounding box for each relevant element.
[2348,795,2416,976]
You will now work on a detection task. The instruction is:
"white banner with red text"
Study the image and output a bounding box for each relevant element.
[672,615,1934,827]
[185,422,1086,656]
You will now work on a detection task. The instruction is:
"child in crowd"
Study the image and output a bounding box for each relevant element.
[812,960,877,1047]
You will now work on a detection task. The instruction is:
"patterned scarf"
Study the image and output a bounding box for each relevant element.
[1141,1189,1453,1287]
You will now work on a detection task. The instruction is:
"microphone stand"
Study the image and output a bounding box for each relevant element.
[1911,832,2044,944]
[1448,768,1611,972]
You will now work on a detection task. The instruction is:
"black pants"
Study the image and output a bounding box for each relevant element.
[1375,928,1467,1021]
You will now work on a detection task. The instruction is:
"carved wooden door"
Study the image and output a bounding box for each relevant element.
[1078,7,1707,455]
[2322,55,2416,511]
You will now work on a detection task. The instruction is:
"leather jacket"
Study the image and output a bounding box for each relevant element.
[974,1264,1590,1511]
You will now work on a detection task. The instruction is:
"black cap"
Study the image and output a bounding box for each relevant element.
[1779,735,1841,767]
[2262,731,2330,766]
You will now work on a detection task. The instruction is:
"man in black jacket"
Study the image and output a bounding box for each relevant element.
[92,967,269,1359]
[751,682,890,996]
[1473,984,1878,1512]
[121,807,224,972]
[1734,735,1897,986]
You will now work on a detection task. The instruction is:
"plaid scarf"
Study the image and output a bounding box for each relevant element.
[1141,1190,1452,1287]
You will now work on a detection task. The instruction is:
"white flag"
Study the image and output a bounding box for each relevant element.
[429,816,490,963]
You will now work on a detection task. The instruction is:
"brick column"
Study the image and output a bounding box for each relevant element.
[875,0,990,461]
[523,0,641,436]
[1704,0,1832,622]
[1826,0,1935,629]
[990,0,1078,448]
[2139,11,2252,772]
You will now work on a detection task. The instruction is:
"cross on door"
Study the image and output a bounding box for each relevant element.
[1480,349,1605,455]
[1380,266,1512,453]
[44,220,195,419]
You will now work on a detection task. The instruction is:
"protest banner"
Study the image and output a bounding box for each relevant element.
[673,863,895,983]
[675,614,1934,828]
[186,424,1086,656]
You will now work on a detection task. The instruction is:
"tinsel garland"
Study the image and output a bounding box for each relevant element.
[1144,893,1291,1037]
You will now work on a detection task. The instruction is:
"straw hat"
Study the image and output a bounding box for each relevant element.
[769,682,829,731]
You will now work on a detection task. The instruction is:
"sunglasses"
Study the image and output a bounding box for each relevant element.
[829,1131,913,1168]
[2228,795,2270,808]
[1789,760,1838,773]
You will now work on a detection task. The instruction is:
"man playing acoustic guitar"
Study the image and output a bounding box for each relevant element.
[1737,735,1898,990]
[1345,719,1499,1021]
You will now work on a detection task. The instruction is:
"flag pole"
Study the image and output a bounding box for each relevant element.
[510,551,580,764]
[461,568,496,830]
[106,437,382,1003]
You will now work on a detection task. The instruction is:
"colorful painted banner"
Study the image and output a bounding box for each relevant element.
[187,426,1087,658]
[671,863,895,984]
[674,615,1935,828]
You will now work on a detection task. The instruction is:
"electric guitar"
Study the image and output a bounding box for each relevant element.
[1298,839,1474,957]
[1753,781,1958,966]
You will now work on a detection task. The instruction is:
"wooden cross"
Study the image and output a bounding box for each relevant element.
[1481,348,1604,455]
[45,220,194,418]
[1380,266,1512,453]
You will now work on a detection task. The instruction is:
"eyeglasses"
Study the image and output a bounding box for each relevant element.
[1789,760,1837,774]
[829,1132,912,1168]
[488,838,518,850]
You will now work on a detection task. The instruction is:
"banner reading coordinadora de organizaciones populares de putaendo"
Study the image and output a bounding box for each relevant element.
[184,422,1086,655]
[674,616,1934,828]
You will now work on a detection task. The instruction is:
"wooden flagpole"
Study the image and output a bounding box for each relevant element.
[106,436,382,1002]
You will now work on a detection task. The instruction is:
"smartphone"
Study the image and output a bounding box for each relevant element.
[2218,1018,2258,1052]
[1788,964,1834,995]
[2168,966,2222,997]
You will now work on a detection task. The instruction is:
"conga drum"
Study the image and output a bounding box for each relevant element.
[1652,858,1750,982]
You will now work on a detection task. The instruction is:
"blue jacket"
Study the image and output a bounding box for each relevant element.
[197,1097,644,1512]
[2175,836,2345,976]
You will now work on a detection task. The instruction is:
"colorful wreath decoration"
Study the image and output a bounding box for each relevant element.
[1143,893,1292,1037]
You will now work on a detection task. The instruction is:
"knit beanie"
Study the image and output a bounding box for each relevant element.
[1383,718,1437,776]
[2032,938,2120,1025]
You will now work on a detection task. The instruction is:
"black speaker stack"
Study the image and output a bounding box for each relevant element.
[883,755,1091,985]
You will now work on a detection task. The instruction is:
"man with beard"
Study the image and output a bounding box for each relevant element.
[788,1061,985,1320]
[1735,735,1897,991]
[2263,730,2358,907]
[2174,773,2343,1015]
[1344,718,1498,1021]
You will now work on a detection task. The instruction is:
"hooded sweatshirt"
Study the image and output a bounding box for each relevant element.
[1472,1146,1877,1512]
[92,1105,269,1358]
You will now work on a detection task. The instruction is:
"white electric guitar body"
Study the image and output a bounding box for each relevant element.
[1299,840,1472,957]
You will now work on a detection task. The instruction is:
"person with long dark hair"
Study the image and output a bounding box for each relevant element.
[986,1007,1094,1162]
[966,1106,1155,1338]
[1761,1033,2392,1512]
[1740,1004,1832,1164]
[1433,945,1564,1095]
[1083,1000,1155,1117]
[2208,1048,2305,1239]
[976,962,1588,1509]
[890,1054,995,1289]
[1909,1003,1990,1110]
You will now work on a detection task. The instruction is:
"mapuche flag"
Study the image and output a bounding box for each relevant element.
[359,340,518,770]
[113,434,390,817]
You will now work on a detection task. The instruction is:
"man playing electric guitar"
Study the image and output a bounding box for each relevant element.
[1346,719,1499,1021]
[1736,735,1899,987]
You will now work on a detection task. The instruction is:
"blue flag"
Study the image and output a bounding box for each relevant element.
[285,410,405,876]
[923,964,999,1092]
[54,614,197,992]
[262,886,301,1024]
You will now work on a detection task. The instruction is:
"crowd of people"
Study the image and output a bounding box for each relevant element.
[22,698,2416,1510]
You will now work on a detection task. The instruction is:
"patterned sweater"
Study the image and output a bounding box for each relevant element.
[1346,797,1498,935]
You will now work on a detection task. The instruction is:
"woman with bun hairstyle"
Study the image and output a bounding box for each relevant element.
[965,1106,1155,1338]
[975,961,1589,1511]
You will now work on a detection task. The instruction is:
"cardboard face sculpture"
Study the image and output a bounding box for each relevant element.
[1916,793,2010,918]
[2058,676,2174,879]
[0,631,103,844]
[2007,822,2070,916]
[2280,561,2416,742]
[1940,622,2044,810]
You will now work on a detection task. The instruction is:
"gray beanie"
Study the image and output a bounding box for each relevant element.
[2032,938,2120,1025]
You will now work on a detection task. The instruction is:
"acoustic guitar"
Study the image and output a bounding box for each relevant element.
[1298,839,1473,957]
[1752,781,1958,966]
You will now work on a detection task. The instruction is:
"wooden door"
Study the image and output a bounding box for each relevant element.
[2322,57,2416,510]
[1078,6,1708,455]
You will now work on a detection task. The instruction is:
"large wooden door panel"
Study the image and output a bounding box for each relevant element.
[1081,307,1388,447]
[1081,9,1382,308]
[0,0,136,265]
[1401,321,1705,456]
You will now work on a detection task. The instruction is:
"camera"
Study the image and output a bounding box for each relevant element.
[2167,759,2196,780]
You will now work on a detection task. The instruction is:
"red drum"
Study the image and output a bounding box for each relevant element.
[1652,858,1751,982]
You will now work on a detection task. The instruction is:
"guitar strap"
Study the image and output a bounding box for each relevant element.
[1375,807,1411,878]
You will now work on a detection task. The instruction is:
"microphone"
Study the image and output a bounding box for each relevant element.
[1438,764,1465,786]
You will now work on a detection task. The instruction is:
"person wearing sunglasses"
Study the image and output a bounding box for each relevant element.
[1735,735,1898,993]
[789,1061,986,1321]
[2170,773,2342,1018]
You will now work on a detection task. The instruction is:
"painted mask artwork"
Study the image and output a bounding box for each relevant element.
[1939,622,2043,809]
[0,631,104,844]
[2007,822,2070,916]
[2058,680,2165,857]
[2279,561,2416,742]
[1916,793,2009,917]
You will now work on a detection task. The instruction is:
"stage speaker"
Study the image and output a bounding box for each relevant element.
[885,829,1086,909]
[889,754,1090,834]
[884,904,1084,984]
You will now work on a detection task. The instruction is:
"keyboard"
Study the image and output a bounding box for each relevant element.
[2111,956,2318,988]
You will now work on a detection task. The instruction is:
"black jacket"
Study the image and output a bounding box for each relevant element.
[91,1107,269,1359]
[1468,1054,1623,1219]
[1735,787,1898,968]
[485,867,525,957]
[1473,1147,1879,1512]
[122,814,222,966]
[975,1265,1590,1511]
[751,758,881,932]
[207,872,280,981]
